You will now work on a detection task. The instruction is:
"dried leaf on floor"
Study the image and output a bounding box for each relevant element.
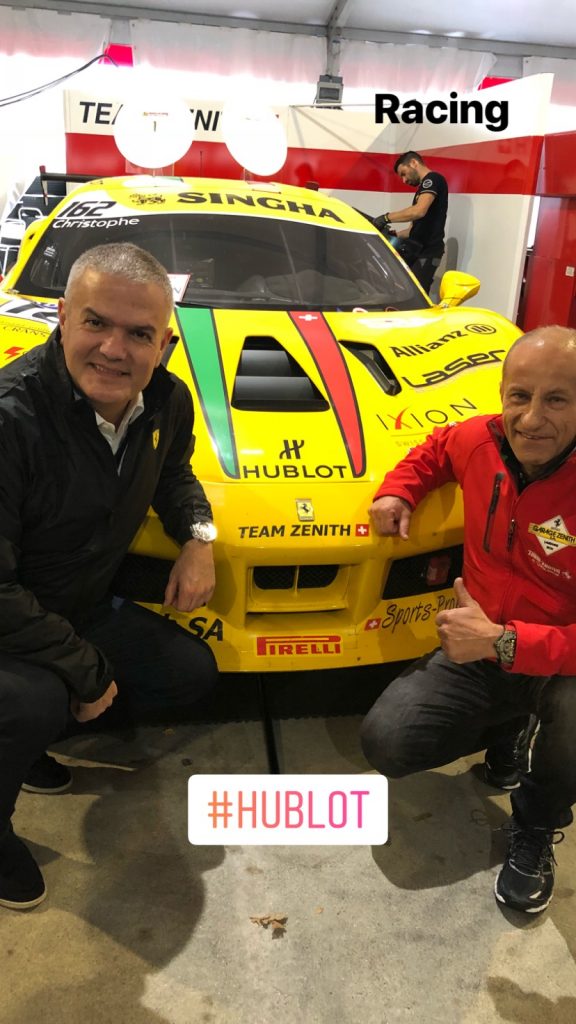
[250,913,288,937]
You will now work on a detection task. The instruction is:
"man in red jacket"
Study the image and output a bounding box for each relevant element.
[362,324,576,913]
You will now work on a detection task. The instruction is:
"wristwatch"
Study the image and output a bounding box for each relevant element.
[494,628,517,666]
[190,521,217,543]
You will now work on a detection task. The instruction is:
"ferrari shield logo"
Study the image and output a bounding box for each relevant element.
[296,500,314,522]
[152,429,160,450]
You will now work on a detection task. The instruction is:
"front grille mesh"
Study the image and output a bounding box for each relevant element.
[253,564,339,591]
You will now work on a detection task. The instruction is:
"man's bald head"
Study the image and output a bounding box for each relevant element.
[503,325,576,379]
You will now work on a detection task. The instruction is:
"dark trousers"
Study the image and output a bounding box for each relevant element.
[410,254,442,294]
[361,649,576,830]
[0,600,218,840]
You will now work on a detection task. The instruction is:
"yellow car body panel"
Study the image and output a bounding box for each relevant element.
[0,175,522,671]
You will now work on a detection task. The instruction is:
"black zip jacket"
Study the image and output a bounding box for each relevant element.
[0,329,212,701]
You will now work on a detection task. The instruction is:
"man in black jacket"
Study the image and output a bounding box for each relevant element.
[0,243,218,910]
[375,151,448,295]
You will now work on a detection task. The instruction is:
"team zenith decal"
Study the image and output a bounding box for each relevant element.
[401,350,505,389]
[238,522,369,538]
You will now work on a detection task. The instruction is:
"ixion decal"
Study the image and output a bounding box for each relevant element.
[401,351,505,389]
[377,396,478,432]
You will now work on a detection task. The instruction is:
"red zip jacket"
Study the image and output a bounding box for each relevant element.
[374,414,576,676]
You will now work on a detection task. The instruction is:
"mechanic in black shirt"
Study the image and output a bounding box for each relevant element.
[0,242,219,911]
[375,151,448,295]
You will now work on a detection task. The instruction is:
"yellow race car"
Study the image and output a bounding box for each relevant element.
[0,175,521,671]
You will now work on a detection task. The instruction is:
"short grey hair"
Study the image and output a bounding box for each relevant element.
[65,242,174,311]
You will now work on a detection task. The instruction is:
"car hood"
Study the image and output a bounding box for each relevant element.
[0,295,517,487]
[168,304,515,485]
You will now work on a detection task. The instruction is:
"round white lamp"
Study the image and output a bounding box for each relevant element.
[221,100,287,176]
[114,97,195,169]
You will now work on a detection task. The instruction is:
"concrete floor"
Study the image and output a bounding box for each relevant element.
[2,708,575,1024]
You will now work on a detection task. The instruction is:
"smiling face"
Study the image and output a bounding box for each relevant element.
[58,268,172,426]
[500,329,576,478]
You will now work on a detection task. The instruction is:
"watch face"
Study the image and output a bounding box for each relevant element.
[191,521,217,543]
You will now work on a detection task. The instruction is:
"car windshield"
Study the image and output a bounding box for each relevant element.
[14,211,427,311]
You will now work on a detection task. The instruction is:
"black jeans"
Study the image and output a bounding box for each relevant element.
[361,649,576,830]
[410,254,442,294]
[0,600,218,840]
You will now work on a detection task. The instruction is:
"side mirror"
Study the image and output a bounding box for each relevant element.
[437,271,480,309]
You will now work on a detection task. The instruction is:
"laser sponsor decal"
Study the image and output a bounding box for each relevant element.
[177,191,343,223]
[529,515,576,555]
[375,91,509,133]
[377,396,478,433]
[256,634,342,656]
[401,350,505,389]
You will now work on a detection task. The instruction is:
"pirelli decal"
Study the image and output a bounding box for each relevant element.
[257,634,342,656]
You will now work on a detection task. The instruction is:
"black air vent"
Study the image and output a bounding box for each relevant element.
[383,545,463,599]
[340,342,401,395]
[254,564,339,591]
[233,337,329,411]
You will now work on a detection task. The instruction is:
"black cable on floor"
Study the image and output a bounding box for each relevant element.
[256,674,281,774]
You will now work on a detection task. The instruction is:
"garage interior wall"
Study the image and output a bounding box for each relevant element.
[1,7,576,323]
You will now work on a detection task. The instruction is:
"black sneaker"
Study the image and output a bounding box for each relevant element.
[484,716,538,790]
[495,817,564,913]
[0,830,46,910]
[21,753,72,795]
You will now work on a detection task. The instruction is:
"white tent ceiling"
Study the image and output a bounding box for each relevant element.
[2,0,576,55]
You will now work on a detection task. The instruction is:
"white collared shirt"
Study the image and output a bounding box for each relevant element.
[95,392,145,458]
